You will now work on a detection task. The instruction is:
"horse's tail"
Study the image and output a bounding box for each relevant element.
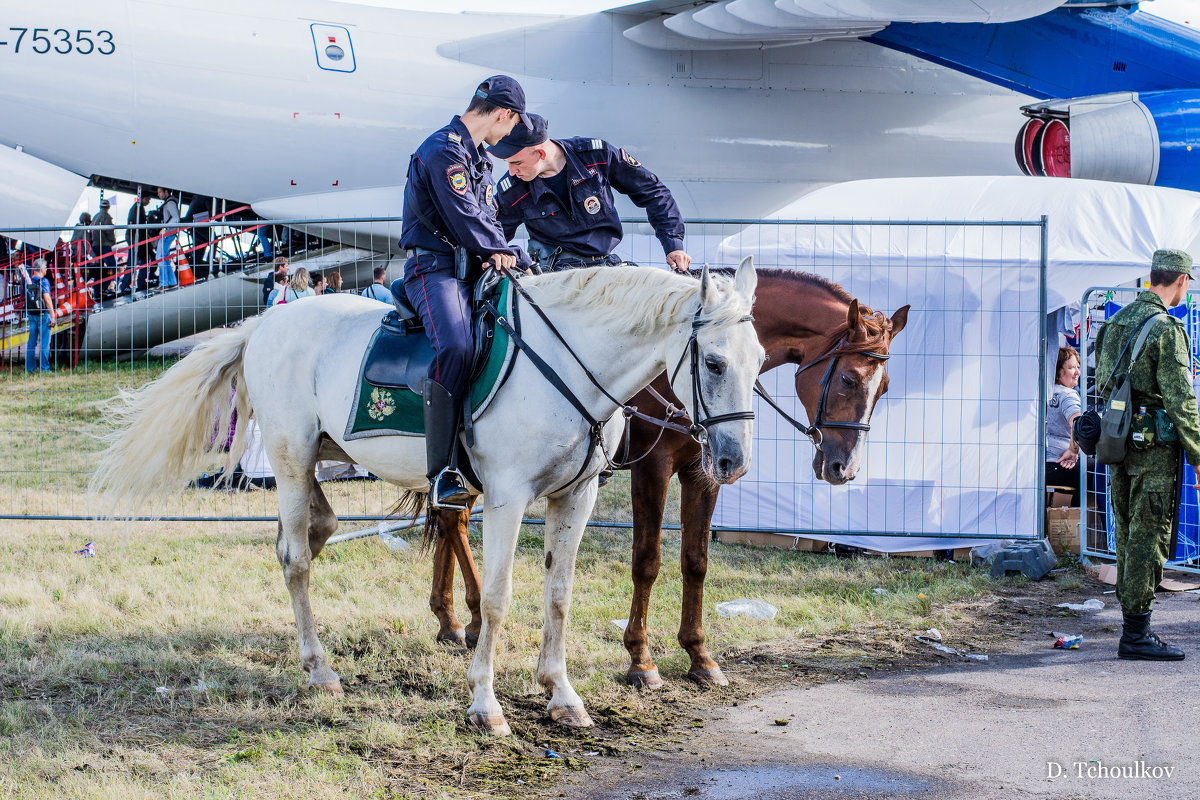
[89,318,261,513]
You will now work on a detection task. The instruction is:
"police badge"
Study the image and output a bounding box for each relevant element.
[447,165,469,196]
[620,149,641,167]
[583,195,601,215]
[485,184,495,206]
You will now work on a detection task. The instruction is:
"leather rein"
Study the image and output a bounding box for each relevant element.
[480,275,755,487]
[753,336,891,452]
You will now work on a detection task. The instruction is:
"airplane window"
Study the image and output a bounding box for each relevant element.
[325,45,344,61]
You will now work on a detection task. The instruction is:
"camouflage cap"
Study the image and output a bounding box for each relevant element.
[1151,248,1194,278]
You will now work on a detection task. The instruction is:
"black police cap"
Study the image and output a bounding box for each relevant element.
[475,75,532,128]
[489,113,549,159]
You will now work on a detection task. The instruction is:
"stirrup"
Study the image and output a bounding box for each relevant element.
[431,467,471,511]
[597,467,614,488]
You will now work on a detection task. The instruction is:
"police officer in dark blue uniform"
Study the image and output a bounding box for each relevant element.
[490,114,691,273]
[397,76,533,509]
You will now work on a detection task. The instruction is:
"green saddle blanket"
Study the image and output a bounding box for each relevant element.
[344,279,516,439]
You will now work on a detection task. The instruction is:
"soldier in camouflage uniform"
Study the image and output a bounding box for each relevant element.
[1094,249,1200,661]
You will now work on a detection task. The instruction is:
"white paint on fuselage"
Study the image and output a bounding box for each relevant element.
[0,0,1027,231]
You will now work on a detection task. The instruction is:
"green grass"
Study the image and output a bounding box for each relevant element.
[0,364,1014,798]
[0,516,1008,799]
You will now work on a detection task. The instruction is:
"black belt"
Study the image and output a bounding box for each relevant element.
[406,247,450,259]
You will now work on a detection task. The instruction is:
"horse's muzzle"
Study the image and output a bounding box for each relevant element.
[705,430,750,485]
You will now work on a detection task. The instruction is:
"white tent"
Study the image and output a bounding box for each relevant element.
[709,176,1200,552]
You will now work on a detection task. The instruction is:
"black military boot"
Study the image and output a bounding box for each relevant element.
[1118,611,1185,661]
[423,379,471,510]
[597,467,613,488]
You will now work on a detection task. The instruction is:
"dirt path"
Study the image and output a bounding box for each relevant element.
[567,589,1199,800]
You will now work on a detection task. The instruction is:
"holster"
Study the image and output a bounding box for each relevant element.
[454,247,482,283]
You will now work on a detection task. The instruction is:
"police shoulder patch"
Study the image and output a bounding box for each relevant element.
[620,148,641,168]
[447,165,469,196]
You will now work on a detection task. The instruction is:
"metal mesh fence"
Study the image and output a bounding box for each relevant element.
[1079,286,1200,574]
[2,213,1047,540]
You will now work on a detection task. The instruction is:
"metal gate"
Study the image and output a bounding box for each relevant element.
[1079,285,1200,574]
[2,215,1049,542]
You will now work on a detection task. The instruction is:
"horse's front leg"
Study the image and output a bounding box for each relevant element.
[466,499,525,736]
[623,452,673,688]
[538,480,599,728]
[430,507,469,646]
[678,470,728,687]
[276,469,342,695]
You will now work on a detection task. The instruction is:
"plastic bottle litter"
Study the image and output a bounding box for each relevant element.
[1055,599,1104,612]
[74,542,96,557]
[378,531,410,552]
[715,599,778,620]
[914,632,988,662]
[1054,634,1083,650]
[191,679,216,692]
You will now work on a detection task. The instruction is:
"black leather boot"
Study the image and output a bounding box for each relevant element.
[423,379,470,510]
[597,467,613,488]
[1118,611,1185,661]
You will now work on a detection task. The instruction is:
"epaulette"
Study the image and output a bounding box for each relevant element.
[576,138,605,151]
[497,176,513,194]
[447,131,462,144]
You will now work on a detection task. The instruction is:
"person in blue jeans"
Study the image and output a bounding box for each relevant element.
[25,258,57,373]
[155,187,181,289]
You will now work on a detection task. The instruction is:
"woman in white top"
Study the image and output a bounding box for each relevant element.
[270,266,316,305]
[1046,346,1082,505]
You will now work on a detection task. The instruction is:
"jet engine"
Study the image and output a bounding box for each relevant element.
[1015,90,1200,189]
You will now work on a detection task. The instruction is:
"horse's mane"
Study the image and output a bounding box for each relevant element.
[714,267,891,357]
[522,266,751,334]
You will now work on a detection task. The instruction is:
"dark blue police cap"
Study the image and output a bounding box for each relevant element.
[489,113,549,159]
[475,75,532,128]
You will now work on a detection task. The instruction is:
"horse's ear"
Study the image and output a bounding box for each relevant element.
[846,299,861,333]
[890,304,910,337]
[699,263,713,308]
[735,255,757,302]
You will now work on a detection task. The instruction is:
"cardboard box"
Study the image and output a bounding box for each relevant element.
[1045,506,1081,555]
[713,530,829,552]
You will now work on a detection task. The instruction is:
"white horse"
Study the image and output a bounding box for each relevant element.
[91,260,763,735]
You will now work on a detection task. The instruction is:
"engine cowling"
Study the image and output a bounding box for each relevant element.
[1015,90,1200,190]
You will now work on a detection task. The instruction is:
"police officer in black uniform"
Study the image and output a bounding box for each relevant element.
[490,114,691,273]
[397,76,533,509]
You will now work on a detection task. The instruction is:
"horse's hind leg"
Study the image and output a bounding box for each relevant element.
[307,474,339,560]
[275,459,343,695]
[538,483,599,729]
[448,506,483,647]
[678,472,728,687]
[431,508,469,646]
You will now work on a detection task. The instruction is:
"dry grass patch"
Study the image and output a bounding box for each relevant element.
[0,514,1039,800]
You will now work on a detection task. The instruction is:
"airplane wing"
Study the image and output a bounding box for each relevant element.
[615,0,1064,50]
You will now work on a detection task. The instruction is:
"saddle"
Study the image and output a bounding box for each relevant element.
[363,272,505,393]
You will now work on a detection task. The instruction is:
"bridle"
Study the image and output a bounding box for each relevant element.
[667,308,758,447]
[754,336,891,451]
[483,275,756,487]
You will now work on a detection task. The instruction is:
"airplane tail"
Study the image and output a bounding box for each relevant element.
[89,318,260,513]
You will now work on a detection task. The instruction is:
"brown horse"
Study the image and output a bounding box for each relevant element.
[427,269,909,688]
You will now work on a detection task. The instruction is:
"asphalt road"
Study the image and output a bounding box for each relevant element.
[576,591,1199,800]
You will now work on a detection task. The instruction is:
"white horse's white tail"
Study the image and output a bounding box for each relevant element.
[90,318,261,511]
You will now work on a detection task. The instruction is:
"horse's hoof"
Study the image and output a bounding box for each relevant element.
[309,678,345,696]
[687,667,729,687]
[464,629,480,649]
[626,668,664,689]
[468,711,512,736]
[437,628,467,647]
[549,705,594,728]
